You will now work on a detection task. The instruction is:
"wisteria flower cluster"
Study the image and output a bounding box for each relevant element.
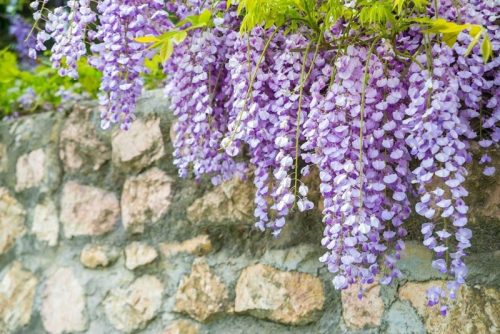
[30,0,171,129]
[30,0,499,314]
[164,0,499,314]
[8,15,36,68]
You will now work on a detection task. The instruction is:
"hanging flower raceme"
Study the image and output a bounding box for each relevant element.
[90,0,173,130]
[165,7,246,184]
[8,15,36,67]
[30,0,172,129]
[31,0,95,78]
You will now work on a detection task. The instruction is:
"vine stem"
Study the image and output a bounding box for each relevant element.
[293,30,323,205]
[26,2,46,42]
[358,39,380,210]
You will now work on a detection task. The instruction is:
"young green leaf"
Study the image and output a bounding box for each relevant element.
[481,34,492,63]
[393,0,405,14]
[135,36,160,43]
[159,40,175,63]
[464,28,483,56]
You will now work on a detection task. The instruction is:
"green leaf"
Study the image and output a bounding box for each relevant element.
[469,25,482,37]
[135,35,160,43]
[198,9,212,25]
[464,28,482,56]
[159,40,174,63]
[481,34,493,63]
[412,0,429,11]
[177,9,212,29]
[442,31,460,47]
[393,0,405,14]
[172,30,188,44]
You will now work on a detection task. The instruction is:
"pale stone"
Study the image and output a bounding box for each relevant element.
[341,282,384,329]
[0,262,37,332]
[121,167,173,233]
[0,187,26,255]
[59,106,110,172]
[15,148,46,191]
[103,275,163,333]
[160,235,212,257]
[111,117,164,170]
[80,244,118,269]
[41,267,87,334]
[169,120,177,144]
[31,199,59,246]
[163,320,200,334]
[187,177,254,224]
[124,242,158,270]
[174,258,229,322]
[235,264,324,325]
[400,281,500,334]
[60,181,119,237]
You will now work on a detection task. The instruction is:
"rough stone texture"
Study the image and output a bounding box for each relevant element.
[121,167,173,233]
[160,235,212,257]
[0,262,37,332]
[235,264,325,325]
[0,187,26,255]
[397,241,445,281]
[111,117,164,171]
[41,267,87,334]
[399,281,500,334]
[31,199,59,246]
[187,177,254,224]
[59,106,110,172]
[60,181,119,237]
[124,242,158,270]
[0,143,6,172]
[384,301,426,334]
[480,179,500,219]
[103,275,163,333]
[80,244,119,269]
[174,258,230,322]
[15,148,46,191]
[341,282,384,330]
[162,320,200,334]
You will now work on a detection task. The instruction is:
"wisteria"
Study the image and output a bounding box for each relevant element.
[8,15,36,67]
[29,0,171,129]
[29,0,499,314]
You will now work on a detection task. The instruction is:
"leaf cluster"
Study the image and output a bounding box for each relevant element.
[416,18,493,63]
[135,9,212,63]
[236,0,320,33]
[0,49,101,118]
[233,0,493,62]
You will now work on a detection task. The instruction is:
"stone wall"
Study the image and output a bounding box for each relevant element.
[0,90,499,334]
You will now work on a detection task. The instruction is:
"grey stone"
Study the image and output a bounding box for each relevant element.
[384,301,425,334]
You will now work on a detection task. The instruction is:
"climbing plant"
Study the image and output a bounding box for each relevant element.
[29,0,499,314]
